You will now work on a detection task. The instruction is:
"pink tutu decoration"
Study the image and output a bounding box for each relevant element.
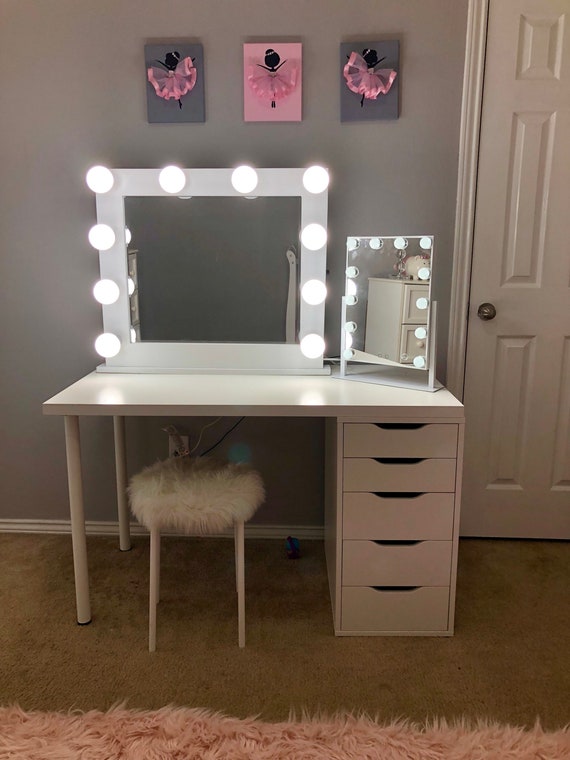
[343,51,397,101]
[147,57,197,101]
[247,61,298,106]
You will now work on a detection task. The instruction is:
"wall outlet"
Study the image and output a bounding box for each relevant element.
[169,434,189,457]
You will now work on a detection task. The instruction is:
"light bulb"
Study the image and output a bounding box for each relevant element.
[95,333,121,358]
[159,166,186,194]
[344,321,357,333]
[345,294,358,306]
[300,223,327,251]
[414,327,427,340]
[343,348,355,360]
[93,279,120,305]
[413,355,426,368]
[394,236,408,250]
[346,279,357,297]
[420,236,432,250]
[302,165,329,194]
[127,277,135,295]
[344,332,353,349]
[301,279,327,305]
[88,224,115,251]
[300,333,325,359]
[86,166,114,194]
[125,227,132,245]
[130,328,137,343]
[347,237,360,251]
[418,267,431,281]
[345,266,359,278]
[231,165,258,194]
[416,297,429,310]
[369,237,383,250]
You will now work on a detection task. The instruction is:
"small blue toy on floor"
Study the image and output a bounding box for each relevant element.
[285,536,300,559]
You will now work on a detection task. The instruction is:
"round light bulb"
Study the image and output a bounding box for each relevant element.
[416,297,429,310]
[414,327,427,340]
[95,333,121,358]
[130,328,137,343]
[302,165,329,194]
[413,355,426,369]
[419,236,433,250]
[300,223,327,251]
[394,236,408,250]
[343,348,355,360]
[344,332,353,349]
[86,166,114,194]
[88,224,115,251]
[418,267,431,281]
[345,294,358,306]
[159,166,186,194]
[369,237,383,250]
[300,333,325,359]
[301,279,327,305]
[347,237,360,251]
[93,279,120,305]
[345,266,359,278]
[125,227,132,245]
[231,165,258,194]
[344,321,357,333]
[127,277,135,296]
[346,279,357,297]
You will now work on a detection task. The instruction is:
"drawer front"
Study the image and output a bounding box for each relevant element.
[399,325,427,365]
[343,540,452,586]
[341,586,450,633]
[343,492,455,540]
[343,458,456,492]
[403,283,429,323]
[344,423,457,458]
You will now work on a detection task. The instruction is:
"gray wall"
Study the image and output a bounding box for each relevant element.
[0,0,468,526]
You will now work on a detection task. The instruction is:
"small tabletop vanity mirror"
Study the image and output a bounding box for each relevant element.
[86,166,329,373]
[337,235,441,391]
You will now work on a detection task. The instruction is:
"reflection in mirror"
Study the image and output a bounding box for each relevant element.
[339,235,439,390]
[124,196,301,343]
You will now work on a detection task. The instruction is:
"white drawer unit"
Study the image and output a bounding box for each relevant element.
[325,417,464,637]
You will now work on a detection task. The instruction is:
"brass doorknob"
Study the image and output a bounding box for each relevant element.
[477,302,497,321]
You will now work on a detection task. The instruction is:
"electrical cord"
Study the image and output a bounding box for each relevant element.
[189,417,222,454]
[199,417,245,457]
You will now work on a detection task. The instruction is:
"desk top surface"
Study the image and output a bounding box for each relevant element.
[43,371,463,420]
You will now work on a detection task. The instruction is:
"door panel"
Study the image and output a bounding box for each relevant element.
[461,0,570,537]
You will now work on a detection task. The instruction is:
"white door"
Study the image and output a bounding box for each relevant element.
[461,0,570,537]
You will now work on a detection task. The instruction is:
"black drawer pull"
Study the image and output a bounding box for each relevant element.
[373,458,424,464]
[372,586,419,592]
[372,492,424,499]
[373,540,421,547]
[374,423,425,430]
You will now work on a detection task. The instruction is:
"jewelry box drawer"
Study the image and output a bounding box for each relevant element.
[342,540,452,586]
[341,586,450,633]
[403,284,430,323]
[342,492,455,540]
[343,458,456,492]
[343,423,457,458]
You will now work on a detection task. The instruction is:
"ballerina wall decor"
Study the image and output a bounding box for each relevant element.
[340,40,399,122]
[145,43,205,123]
[243,42,302,122]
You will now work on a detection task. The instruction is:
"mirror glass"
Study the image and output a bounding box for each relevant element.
[125,196,301,343]
[342,235,433,370]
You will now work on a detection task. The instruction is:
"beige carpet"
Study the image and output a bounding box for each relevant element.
[1,705,568,759]
[0,535,568,729]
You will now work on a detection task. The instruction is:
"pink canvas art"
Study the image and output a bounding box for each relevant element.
[243,43,302,122]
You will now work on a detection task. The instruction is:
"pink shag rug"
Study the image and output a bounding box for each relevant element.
[0,705,568,759]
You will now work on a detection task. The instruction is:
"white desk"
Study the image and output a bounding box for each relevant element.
[43,371,464,634]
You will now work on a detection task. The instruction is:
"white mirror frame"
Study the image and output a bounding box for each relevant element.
[90,168,328,373]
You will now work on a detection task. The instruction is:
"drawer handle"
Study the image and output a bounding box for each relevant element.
[374,423,425,430]
[372,492,423,499]
[372,540,421,546]
[372,586,419,592]
[373,458,424,464]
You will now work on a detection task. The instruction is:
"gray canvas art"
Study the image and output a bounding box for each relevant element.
[145,43,205,123]
[340,40,399,122]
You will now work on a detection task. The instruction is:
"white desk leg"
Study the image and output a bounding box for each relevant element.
[113,416,131,551]
[64,415,91,625]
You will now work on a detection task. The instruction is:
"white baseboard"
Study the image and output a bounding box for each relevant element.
[0,518,324,541]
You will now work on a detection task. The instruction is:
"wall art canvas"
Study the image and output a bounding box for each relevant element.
[340,40,399,122]
[243,43,302,122]
[145,43,205,123]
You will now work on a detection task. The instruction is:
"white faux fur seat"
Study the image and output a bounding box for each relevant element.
[129,455,265,652]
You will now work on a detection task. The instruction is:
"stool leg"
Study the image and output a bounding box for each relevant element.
[149,526,161,652]
[235,520,245,647]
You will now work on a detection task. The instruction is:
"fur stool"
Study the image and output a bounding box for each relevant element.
[129,456,265,651]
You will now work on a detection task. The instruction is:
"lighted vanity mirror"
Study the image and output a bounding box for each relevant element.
[339,235,439,390]
[88,167,329,373]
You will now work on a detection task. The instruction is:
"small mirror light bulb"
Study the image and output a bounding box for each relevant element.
[231,165,258,194]
[347,237,360,251]
[93,279,120,305]
[302,166,329,194]
[394,236,408,250]
[414,327,427,340]
[300,333,325,359]
[420,236,433,250]
[345,294,358,306]
[346,279,357,297]
[86,166,114,194]
[343,349,355,360]
[300,223,327,251]
[159,166,186,194]
[418,267,431,281]
[88,224,115,251]
[369,237,383,250]
[344,321,357,333]
[345,266,359,279]
[416,297,429,310]
[413,355,426,369]
[95,332,121,358]
[301,279,327,305]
